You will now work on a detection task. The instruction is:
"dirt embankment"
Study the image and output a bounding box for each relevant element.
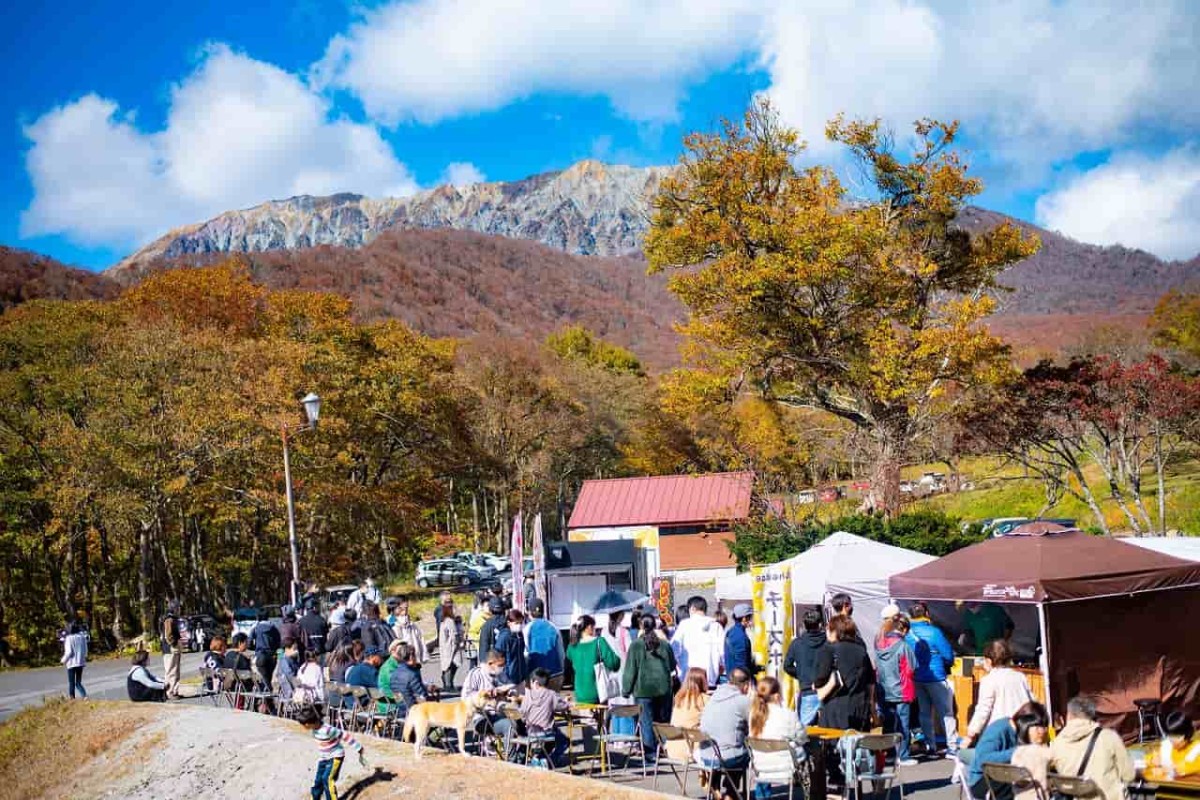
[0,700,667,800]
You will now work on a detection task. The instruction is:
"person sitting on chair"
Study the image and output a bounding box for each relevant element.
[963,702,1049,800]
[699,667,753,800]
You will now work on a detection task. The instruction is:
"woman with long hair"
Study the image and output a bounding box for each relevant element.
[438,599,460,689]
[326,643,357,684]
[963,639,1033,746]
[814,615,875,730]
[603,609,631,660]
[61,621,88,700]
[565,614,621,705]
[622,615,678,761]
[666,667,710,761]
[748,677,803,797]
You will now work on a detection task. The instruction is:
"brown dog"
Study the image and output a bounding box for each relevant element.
[401,695,485,759]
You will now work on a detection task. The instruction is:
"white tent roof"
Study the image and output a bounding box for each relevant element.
[714,530,936,604]
[1121,536,1200,562]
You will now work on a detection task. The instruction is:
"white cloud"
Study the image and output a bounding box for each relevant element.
[21,45,417,249]
[442,161,486,186]
[313,0,761,125]
[1034,149,1200,261]
[756,0,1199,177]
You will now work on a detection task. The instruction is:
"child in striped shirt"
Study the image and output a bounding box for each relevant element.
[297,707,367,800]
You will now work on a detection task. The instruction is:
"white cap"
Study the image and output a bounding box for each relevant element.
[880,603,902,620]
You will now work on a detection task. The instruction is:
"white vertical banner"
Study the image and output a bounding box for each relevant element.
[531,513,547,606]
[511,512,525,612]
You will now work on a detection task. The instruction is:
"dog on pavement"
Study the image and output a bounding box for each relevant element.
[401,694,488,759]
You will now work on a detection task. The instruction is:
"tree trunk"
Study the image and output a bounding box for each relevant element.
[1155,431,1168,535]
[472,491,481,552]
[868,433,903,518]
[139,520,151,636]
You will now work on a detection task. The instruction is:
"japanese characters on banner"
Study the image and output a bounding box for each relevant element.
[651,575,675,627]
[511,512,525,612]
[751,563,797,708]
[531,513,547,607]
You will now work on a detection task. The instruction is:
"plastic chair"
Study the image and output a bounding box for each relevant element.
[651,723,694,794]
[747,737,806,800]
[984,763,1048,800]
[1047,774,1103,799]
[686,729,747,800]
[601,704,647,777]
[846,733,907,800]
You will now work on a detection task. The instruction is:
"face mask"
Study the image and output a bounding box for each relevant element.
[396,614,409,625]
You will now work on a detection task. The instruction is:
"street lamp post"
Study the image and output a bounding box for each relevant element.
[282,392,321,608]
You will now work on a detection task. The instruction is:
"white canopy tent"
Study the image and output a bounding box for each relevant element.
[1121,536,1200,562]
[714,531,936,646]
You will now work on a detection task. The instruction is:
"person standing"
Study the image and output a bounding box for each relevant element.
[61,621,89,699]
[346,580,367,617]
[495,609,528,688]
[621,615,677,763]
[438,599,461,689]
[251,607,282,691]
[874,608,918,766]
[160,601,184,699]
[783,609,828,726]
[296,706,367,800]
[524,598,564,679]
[300,605,329,657]
[907,601,958,757]
[360,602,395,655]
[478,597,508,658]
[670,596,724,688]
[724,604,757,678]
[389,598,425,663]
[963,639,1033,747]
[565,614,621,705]
[814,615,875,730]
[280,610,308,659]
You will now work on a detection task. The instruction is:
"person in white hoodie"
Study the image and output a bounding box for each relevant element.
[61,621,89,699]
[670,596,725,688]
[747,676,806,796]
[963,639,1033,746]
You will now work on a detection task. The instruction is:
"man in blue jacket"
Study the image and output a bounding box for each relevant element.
[907,601,958,757]
[724,604,758,679]
[525,599,564,677]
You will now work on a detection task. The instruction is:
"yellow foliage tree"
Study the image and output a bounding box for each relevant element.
[646,101,1039,514]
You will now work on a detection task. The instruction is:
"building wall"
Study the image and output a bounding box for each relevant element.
[659,530,737,571]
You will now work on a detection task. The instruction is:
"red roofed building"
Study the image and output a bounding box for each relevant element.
[567,471,754,582]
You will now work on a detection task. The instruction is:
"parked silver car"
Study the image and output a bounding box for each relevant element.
[415,559,479,588]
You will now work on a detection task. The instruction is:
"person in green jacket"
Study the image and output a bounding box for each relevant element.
[565,614,621,705]
[376,640,402,710]
[622,616,677,762]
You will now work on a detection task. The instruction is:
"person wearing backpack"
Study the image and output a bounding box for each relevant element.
[160,601,183,699]
[1049,696,1133,800]
[874,608,918,765]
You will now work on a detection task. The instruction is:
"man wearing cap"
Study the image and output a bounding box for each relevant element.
[724,603,759,679]
[477,596,508,657]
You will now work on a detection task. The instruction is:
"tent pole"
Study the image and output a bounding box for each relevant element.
[1037,601,1053,724]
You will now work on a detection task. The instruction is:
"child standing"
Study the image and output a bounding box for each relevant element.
[297,707,367,800]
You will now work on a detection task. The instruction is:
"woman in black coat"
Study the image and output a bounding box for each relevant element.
[813,615,875,730]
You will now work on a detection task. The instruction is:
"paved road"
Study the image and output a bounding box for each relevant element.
[0,652,205,720]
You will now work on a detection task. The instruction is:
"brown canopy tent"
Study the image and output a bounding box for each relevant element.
[889,529,1200,735]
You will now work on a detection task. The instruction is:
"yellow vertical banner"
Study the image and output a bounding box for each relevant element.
[752,564,797,708]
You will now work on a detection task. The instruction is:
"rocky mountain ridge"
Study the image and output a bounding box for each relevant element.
[111,160,672,277]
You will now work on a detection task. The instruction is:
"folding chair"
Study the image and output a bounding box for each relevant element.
[499,705,557,766]
[686,729,747,800]
[601,704,648,777]
[217,668,240,709]
[983,763,1048,800]
[352,687,388,735]
[846,733,907,800]
[329,683,358,730]
[951,752,975,800]
[1047,774,1103,800]
[196,667,221,705]
[235,669,273,714]
[651,723,694,795]
[747,737,806,800]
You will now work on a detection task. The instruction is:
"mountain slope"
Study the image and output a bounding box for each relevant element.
[0,246,119,311]
[111,160,671,277]
[126,227,685,368]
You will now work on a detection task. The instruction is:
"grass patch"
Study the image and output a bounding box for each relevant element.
[0,699,156,799]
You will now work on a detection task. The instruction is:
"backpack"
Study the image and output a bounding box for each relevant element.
[161,614,179,651]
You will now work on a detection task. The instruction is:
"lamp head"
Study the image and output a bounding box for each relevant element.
[300,392,320,427]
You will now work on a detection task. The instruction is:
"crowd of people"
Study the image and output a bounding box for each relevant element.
[61,578,1191,800]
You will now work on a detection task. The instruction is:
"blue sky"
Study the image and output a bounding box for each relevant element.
[4,0,1198,270]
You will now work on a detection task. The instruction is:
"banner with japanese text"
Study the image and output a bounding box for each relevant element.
[751,564,797,708]
[650,575,675,627]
